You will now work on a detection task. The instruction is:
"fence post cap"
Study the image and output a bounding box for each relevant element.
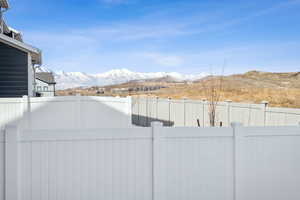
[151,121,163,127]
[225,99,232,103]
[261,101,269,105]
[201,98,207,102]
[231,122,243,127]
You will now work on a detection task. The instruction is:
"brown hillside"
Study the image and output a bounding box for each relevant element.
[57,71,300,108]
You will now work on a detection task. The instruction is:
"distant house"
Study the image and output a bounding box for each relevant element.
[0,0,42,97]
[35,72,56,97]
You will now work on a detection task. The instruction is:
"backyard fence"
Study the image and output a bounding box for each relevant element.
[0,96,132,130]
[132,96,300,127]
[1,122,300,200]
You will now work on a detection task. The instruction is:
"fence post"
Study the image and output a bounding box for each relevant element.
[5,124,20,200]
[202,99,206,127]
[168,97,171,127]
[127,96,132,127]
[146,96,149,126]
[231,122,243,200]
[183,97,187,126]
[76,94,82,129]
[261,101,269,126]
[151,122,163,200]
[225,100,232,126]
[22,95,30,129]
[137,96,140,126]
[156,96,159,121]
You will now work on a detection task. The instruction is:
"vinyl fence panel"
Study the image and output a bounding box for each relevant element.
[80,96,132,128]
[147,97,158,126]
[157,99,171,126]
[0,130,4,200]
[170,100,185,126]
[229,103,254,126]
[0,96,132,130]
[2,124,300,200]
[138,97,148,126]
[132,97,300,127]
[155,127,234,200]
[131,96,139,125]
[215,103,229,126]
[0,98,23,129]
[247,104,265,126]
[19,128,153,200]
[29,97,78,129]
[236,126,300,200]
[184,100,204,127]
[266,107,300,126]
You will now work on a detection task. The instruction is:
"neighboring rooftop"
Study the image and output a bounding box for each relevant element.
[36,72,56,84]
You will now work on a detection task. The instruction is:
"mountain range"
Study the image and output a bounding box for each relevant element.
[37,68,207,89]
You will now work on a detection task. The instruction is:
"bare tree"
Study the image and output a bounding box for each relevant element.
[201,66,225,127]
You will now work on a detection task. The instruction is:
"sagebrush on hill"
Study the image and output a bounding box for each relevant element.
[57,71,300,108]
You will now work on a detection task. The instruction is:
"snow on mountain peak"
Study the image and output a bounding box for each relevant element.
[38,68,207,89]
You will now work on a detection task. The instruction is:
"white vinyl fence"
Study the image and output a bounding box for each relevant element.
[132,97,300,127]
[1,123,300,200]
[0,96,132,130]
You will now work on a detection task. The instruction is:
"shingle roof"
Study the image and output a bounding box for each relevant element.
[36,72,56,84]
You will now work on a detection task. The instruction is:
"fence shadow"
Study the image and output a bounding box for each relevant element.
[132,114,174,127]
[0,96,132,130]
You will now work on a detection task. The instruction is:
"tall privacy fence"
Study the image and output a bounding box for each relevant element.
[132,97,300,127]
[1,122,300,200]
[0,96,132,130]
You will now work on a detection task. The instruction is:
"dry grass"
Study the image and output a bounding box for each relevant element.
[149,83,300,108]
[57,71,300,108]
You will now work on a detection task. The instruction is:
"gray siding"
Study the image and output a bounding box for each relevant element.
[0,42,28,97]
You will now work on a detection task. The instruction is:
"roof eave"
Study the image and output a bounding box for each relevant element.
[0,33,42,65]
[36,78,56,85]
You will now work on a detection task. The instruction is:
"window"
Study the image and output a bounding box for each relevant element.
[44,86,48,91]
[37,86,41,91]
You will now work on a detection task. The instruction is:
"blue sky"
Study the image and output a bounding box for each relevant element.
[5,0,300,74]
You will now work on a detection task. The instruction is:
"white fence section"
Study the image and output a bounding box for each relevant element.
[132,97,300,127]
[0,96,132,130]
[1,123,300,200]
[0,130,4,200]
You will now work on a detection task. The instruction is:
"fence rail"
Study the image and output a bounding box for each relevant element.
[1,123,300,200]
[132,97,300,127]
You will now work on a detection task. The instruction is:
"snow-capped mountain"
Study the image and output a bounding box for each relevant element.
[37,68,207,89]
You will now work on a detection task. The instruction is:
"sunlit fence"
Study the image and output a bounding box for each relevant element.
[132,97,300,127]
[1,123,300,200]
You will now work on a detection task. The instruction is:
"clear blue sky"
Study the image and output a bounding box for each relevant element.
[5,0,300,74]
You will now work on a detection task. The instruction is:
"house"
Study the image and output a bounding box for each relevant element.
[0,0,42,97]
[35,72,56,97]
